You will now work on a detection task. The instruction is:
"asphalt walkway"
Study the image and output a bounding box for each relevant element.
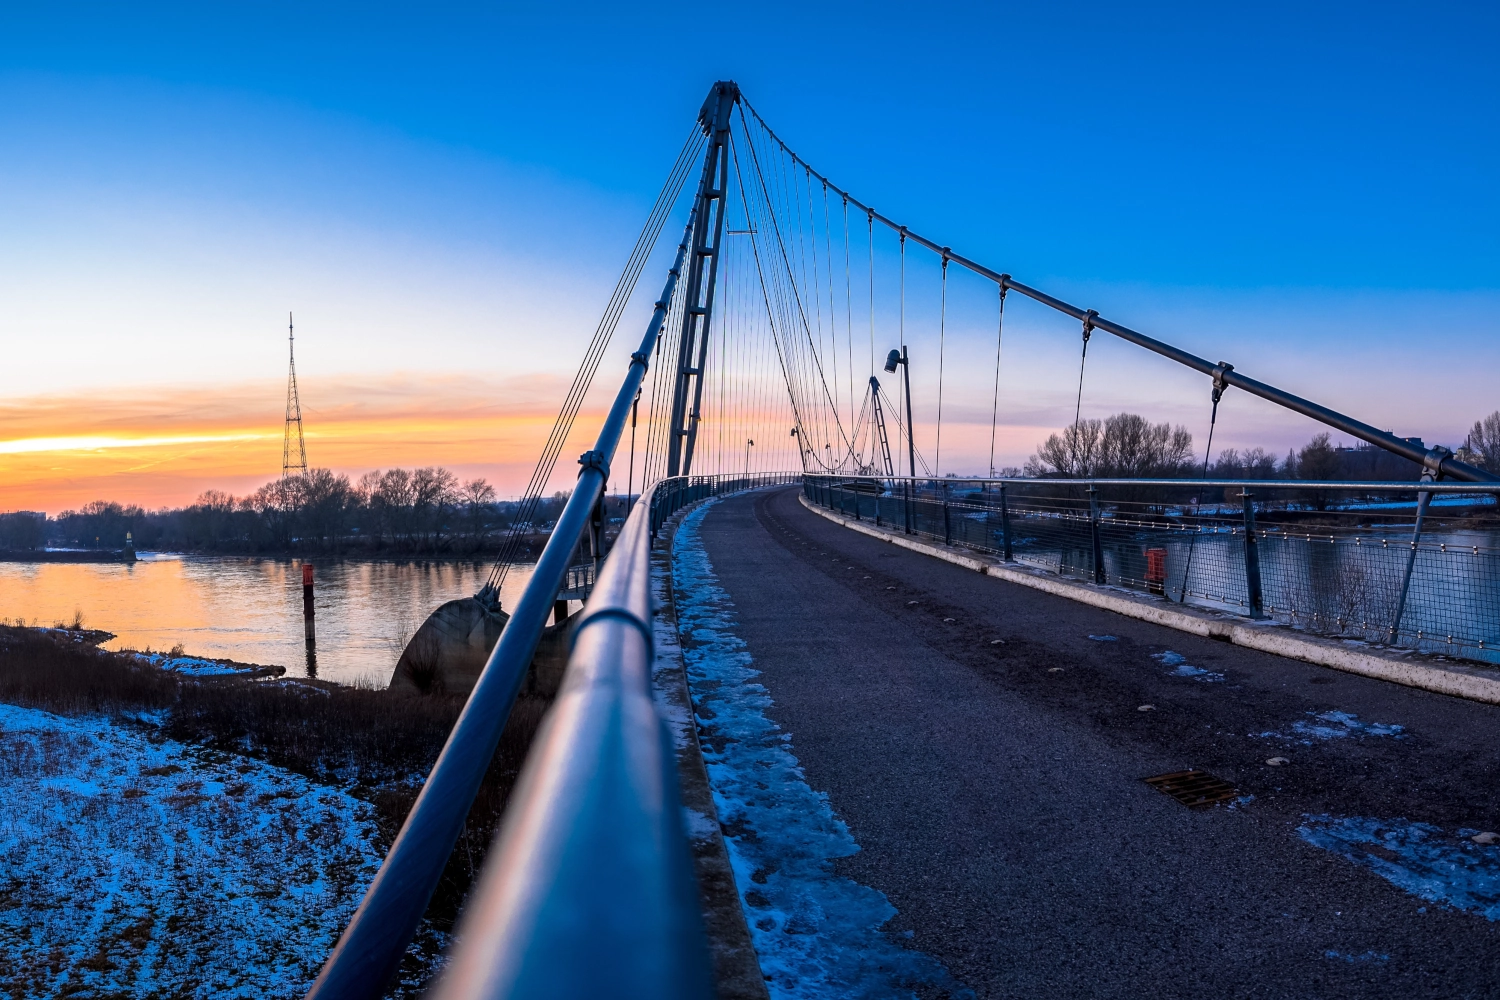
[694,486,1500,999]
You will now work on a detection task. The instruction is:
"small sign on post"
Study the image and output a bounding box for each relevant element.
[1146,548,1167,595]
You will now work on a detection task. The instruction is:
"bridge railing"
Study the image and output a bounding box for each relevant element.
[425,470,797,998]
[308,467,798,1000]
[648,471,802,537]
[805,475,1500,665]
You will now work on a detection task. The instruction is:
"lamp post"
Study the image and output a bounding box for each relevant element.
[744,438,754,479]
[885,346,916,533]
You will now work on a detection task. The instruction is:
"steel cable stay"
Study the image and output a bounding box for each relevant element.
[733,114,858,470]
[728,133,817,463]
[483,126,706,597]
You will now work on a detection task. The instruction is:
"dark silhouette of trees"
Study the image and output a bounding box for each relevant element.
[44,467,507,555]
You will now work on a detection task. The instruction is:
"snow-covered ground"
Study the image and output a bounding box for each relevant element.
[1299,815,1500,921]
[0,701,383,998]
[133,650,267,677]
[673,499,971,1000]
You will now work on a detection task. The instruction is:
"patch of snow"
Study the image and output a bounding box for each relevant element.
[1152,651,1224,682]
[673,500,972,1000]
[681,806,720,843]
[1294,710,1405,740]
[1298,814,1500,921]
[1259,710,1407,743]
[0,702,382,997]
[650,559,696,753]
[134,651,249,677]
[1087,635,1117,642]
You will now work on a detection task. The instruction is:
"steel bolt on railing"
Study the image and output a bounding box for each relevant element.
[806,475,1500,665]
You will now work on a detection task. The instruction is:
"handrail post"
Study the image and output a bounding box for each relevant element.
[1240,490,1265,619]
[999,483,1013,561]
[1088,485,1105,585]
[942,480,952,545]
[1388,451,1446,643]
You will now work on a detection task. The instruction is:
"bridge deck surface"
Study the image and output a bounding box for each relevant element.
[693,487,1500,999]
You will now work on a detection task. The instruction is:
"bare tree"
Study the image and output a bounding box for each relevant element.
[1460,410,1500,473]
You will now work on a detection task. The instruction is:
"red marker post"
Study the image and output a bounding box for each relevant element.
[302,563,315,618]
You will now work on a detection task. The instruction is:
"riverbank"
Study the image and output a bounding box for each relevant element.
[0,547,136,563]
[0,625,551,997]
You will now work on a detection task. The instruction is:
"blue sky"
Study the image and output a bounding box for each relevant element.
[1,2,1495,503]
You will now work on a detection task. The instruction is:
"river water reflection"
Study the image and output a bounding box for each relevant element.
[0,555,541,686]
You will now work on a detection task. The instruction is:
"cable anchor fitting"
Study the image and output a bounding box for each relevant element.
[1422,444,1452,482]
[577,449,611,483]
[1210,362,1234,404]
[630,350,650,366]
[1081,310,1098,344]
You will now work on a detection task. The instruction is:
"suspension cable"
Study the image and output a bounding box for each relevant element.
[899,230,907,474]
[988,281,1009,477]
[936,251,949,477]
[1070,310,1097,475]
[867,209,875,379]
[1178,367,1233,601]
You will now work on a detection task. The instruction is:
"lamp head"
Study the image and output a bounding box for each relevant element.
[883,348,902,373]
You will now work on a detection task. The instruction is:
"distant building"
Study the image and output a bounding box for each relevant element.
[1335,439,1423,481]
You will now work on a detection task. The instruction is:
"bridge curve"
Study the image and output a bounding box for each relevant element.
[685,486,1500,997]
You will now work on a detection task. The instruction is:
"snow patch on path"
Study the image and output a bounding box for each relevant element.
[1299,815,1500,921]
[673,500,970,1000]
[0,702,382,997]
[1258,710,1407,743]
[1153,650,1224,682]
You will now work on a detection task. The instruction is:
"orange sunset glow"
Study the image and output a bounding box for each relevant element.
[0,372,608,513]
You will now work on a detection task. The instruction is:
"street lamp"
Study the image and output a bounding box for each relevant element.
[885,345,917,534]
[744,438,754,478]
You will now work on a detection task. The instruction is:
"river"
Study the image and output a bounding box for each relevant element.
[0,555,544,686]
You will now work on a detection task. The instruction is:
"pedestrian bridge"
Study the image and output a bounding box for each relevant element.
[304,81,1500,1000]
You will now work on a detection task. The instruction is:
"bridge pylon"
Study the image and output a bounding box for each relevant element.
[666,80,739,478]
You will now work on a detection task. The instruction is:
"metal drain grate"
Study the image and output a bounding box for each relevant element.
[1144,770,1237,809]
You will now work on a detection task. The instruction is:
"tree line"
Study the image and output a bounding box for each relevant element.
[2,468,576,555]
[1022,409,1500,483]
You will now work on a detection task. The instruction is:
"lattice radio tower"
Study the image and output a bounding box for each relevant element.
[282,312,308,479]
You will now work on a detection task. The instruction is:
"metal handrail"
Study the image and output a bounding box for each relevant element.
[428,471,799,998]
[429,477,707,1000]
[807,475,1500,494]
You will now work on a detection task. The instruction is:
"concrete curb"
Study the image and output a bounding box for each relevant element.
[653,500,771,1000]
[798,492,1500,706]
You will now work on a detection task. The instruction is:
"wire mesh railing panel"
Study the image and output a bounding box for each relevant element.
[805,476,1500,665]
